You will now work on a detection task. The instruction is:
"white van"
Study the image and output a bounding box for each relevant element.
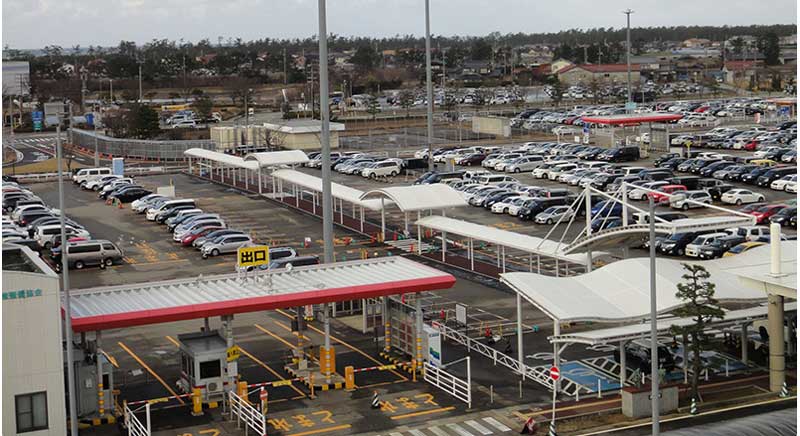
[73,168,113,185]
[476,174,518,185]
[685,232,728,258]
[35,224,90,248]
[146,199,197,221]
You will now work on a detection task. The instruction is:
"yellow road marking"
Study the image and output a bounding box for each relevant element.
[275,320,311,340]
[254,323,300,350]
[117,341,186,404]
[275,309,408,382]
[237,346,307,398]
[287,424,352,436]
[390,406,456,420]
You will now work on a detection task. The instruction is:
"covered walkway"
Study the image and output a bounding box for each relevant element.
[361,184,468,235]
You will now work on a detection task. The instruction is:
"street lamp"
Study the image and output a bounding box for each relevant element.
[245,88,253,126]
[623,9,634,109]
[108,78,114,103]
[424,0,434,172]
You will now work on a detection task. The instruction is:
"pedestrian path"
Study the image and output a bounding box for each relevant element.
[375,416,513,436]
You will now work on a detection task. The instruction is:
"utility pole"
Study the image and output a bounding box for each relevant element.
[424,0,434,172]
[624,9,634,108]
[56,120,79,436]
[80,69,88,112]
[318,0,333,264]
[284,48,288,85]
[137,59,144,102]
[108,78,114,103]
[648,197,660,435]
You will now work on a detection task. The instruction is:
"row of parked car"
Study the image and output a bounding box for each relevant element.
[304,151,426,177]
[3,179,124,271]
[655,225,793,260]
[670,121,796,154]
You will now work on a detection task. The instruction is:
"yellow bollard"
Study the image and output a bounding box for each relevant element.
[345,366,355,391]
[191,388,203,416]
[237,381,248,403]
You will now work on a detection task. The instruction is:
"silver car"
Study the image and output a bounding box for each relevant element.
[534,205,575,225]
[201,234,253,258]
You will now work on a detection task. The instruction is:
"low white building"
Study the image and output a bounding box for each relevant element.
[263,119,345,150]
[2,245,66,436]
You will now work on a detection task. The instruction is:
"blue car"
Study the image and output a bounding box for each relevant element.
[590,200,624,218]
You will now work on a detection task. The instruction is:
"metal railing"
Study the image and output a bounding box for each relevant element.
[12,172,73,183]
[71,129,215,161]
[228,390,267,436]
[424,360,472,408]
[123,402,150,436]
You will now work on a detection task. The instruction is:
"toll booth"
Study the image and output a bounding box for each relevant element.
[176,331,232,401]
[65,342,114,417]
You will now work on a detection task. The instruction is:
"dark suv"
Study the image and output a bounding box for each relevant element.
[614,341,676,374]
[657,232,700,256]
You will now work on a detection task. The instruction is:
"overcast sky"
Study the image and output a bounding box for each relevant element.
[2,0,797,49]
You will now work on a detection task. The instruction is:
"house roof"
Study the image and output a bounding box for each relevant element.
[724,61,757,71]
[557,64,642,75]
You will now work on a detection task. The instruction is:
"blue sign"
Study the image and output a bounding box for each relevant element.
[85,113,94,127]
[31,111,43,121]
[582,125,590,135]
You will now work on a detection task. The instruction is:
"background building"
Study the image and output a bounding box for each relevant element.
[557,63,642,85]
[2,245,66,436]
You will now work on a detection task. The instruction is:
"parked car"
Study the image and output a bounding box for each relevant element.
[647,185,687,204]
[685,232,729,258]
[534,205,574,224]
[748,204,787,224]
[72,167,112,185]
[770,207,797,227]
[720,189,765,205]
[723,241,766,257]
[109,187,152,203]
[362,161,402,178]
[697,235,747,259]
[669,190,712,210]
[201,234,253,258]
[268,255,320,269]
[53,239,124,271]
[770,174,797,191]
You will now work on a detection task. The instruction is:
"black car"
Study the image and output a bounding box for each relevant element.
[770,206,797,226]
[740,167,771,184]
[725,165,759,182]
[657,232,700,256]
[697,235,747,259]
[517,197,569,220]
[590,173,623,191]
[17,210,55,227]
[699,161,735,177]
[667,176,701,190]
[100,184,142,200]
[688,159,720,174]
[482,190,515,208]
[614,341,676,374]
[654,153,680,166]
[110,187,152,203]
[756,167,797,187]
[659,157,686,170]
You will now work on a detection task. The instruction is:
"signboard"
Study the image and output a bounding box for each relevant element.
[455,303,467,326]
[625,102,637,111]
[424,325,442,368]
[582,125,590,135]
[226,345,241,362]
[549,366,560,381]
[237,245,270,269]
[85,112,95,127]
[112,158,124,176]
[32,111,43,132]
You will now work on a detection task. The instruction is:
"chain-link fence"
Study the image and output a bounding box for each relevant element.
[71,129,215,161]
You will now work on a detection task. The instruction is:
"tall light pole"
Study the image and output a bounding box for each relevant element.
[108,78,114,103]
[424,0,434,172]
[623,9,634,108]
[137,59,144,102]
[648,196,660,435]
[318,0,333,265]
[56,119,79,436]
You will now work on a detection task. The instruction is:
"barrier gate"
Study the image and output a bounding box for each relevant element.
[228,390,267,436]
[424,359,472,409]
[123,401,151,436]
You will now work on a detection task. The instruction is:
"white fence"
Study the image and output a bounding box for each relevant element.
[424,360,472,408]
[123,402,150,436]
[433,322,591,398]
[228,390,267,436]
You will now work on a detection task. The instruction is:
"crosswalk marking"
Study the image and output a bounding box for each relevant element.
[427,426,450,436]
[389,433,404,436]
[483,417,511,432]
[465,420,493,435]
[446,423,474,436]
[408,431,427,436]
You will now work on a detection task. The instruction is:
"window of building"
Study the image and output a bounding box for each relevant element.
[16,391,48,433]
[199,360,221,379]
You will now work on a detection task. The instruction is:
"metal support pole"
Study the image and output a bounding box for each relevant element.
[741,323,749,370]
[415,295,423,381]
[469,238,474,271]
[424,0,434,173]
[516,293,524,376]
[324,302,331,383]
[621,182,628,226]
[94,121,100,166]
[224,315,237,391]
[553,320,561,394]
[624,9,634,107]
[58,124,79,436]
[318,0,334,264]
[380,198,386,242]
[619,340,627,387]
[768,294,786,392]
[96,330,104,416]
[648,196,660,435]
[258,167,262,194]
[683,333,689,384]
[441,231,447,262]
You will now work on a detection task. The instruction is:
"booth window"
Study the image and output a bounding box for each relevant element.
[200,360,221,379]
[16,391,48,433]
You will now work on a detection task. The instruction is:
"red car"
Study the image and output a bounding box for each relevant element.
[743,140,759,151]
[749,204,787,224]
[647,184,687,203]
[181,226,224,246]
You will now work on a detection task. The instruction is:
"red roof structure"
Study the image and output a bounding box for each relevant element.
[581,113,683,126]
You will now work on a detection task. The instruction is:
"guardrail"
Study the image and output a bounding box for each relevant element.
[424,360,471,408]
[12,172,73,183]
[123,402,150,436]
[228,390,267,436]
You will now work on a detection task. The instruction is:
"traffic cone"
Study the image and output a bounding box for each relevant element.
[780,382,790,398]
[689,397,698,415]
[548,420,557,436]
[371,391,381,409]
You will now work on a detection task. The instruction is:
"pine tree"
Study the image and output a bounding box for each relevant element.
[670,264,725,400]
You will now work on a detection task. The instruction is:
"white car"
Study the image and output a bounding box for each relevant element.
[490,196,528,214]
[670,190,712,210]
[83,175,122,191]
[786,180,798,193]
[534,205,574,225]
[721,189,765,205]
[413,149,430,159]
[685,233,729,258]
[361,161,401,178]
[505,156,545,173]
[171,119,198,129]
[770,174,797,191]
[628,181,669,201]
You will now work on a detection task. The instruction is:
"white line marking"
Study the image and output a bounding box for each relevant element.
[446,423,474,436]
[465,420,493,435]
[483,417,511,432]
[427,426,450,436]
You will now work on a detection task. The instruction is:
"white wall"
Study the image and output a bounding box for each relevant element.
[3,265,66,436]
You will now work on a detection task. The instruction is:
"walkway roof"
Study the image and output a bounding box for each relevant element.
[66,257,455,332]
[415,215,592,265]
[581,112,683,126]
[361,185,468,212]
[551,302,797,345]
[501,242,796,323]
[184,148,259,170]
[272,169,388,211]
[244,150,309,168]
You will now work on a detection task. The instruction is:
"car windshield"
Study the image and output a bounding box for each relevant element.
[756,206,773,213]
[729,244,752,254]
